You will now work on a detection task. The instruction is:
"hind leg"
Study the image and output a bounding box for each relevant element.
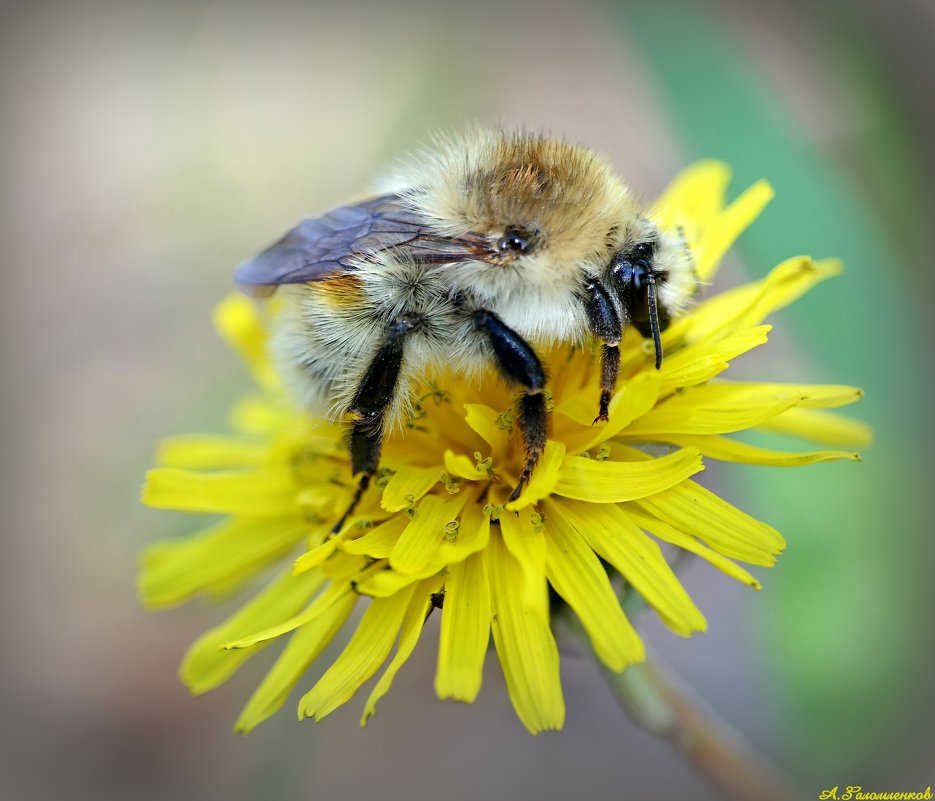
[330,313,420,534]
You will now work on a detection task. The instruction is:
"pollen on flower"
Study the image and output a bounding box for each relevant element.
[139,162,868,736]
[439,472,462,495]
[495,410,515,431]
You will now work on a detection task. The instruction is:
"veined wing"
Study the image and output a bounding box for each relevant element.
[235,194,493,291]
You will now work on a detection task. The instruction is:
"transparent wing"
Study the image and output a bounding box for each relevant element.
[235,194,493,290]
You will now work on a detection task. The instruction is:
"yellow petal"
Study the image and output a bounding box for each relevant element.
[499,506,548,612]
[341,514,409,558]
[298,585,417,722]
[685,256,843,344]
[155,435,267,469]
[506,440,565,510]
[651,160,732,246]
[553,448,704,503]
[354,567,430,597]
[235,592,356,733]
[435,552,490,703]
[318,549,369,582]
[463,403,510,452]
[225,560,380,650]
[390,492,469,575]
[139,517,307,608]
[381,466,443,512]
[695,180,774,281]
[142,467,297,516]
[624,384,807,437]
[443,450,489,480]
[362,576,443,726]
[543,502,644,670]
[627,507,762,589]
[714,383,864,409]
[228,395,302,436]
[659,326,771,392]
[487,533,565,734]
[651,434,861,466]
[392,383,478,444]
[547,500,706,637]
[294,487,342,527]
[633,477,785,565]
[758,407,874,447]
[555,370,662,455]
[212,294,280,393]
[434,488,491,565]
[548,343,598,407]
[180,567,325,695]
[293,538,339,576]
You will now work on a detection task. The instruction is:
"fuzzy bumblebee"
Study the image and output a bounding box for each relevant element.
[236,129,699,526]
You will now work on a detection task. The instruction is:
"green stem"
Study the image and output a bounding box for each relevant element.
[600,656,801,801]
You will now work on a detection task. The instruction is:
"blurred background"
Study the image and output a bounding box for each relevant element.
[1,0,932,799]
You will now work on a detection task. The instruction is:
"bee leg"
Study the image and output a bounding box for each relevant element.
[473,309,546,503]
[328,424,376,535]
[585,279,623,423]
[330,314,420,534]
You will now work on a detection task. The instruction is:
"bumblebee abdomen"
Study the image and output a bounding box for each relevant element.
[271,270,480,430]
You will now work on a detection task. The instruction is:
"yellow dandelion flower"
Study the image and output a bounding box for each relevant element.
[139,162,868,735]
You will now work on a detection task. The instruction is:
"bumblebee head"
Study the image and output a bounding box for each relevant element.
[608,221,698,367]
[382,128,698,346]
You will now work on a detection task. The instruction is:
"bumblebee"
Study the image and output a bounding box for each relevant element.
[236,129,698,527]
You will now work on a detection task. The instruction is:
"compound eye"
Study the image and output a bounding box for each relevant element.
[612,257,662,326]
[629,262,671,337]
[498,228,533,255]
[631,241,654,261]
[629,263,651,322]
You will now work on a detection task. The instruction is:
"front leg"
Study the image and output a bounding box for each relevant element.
[585,278,623,423]
[331,314,419,533]
[473,309,547,502]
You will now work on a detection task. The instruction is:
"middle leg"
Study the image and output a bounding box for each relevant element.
[585,278,623,424]
[473,309,547,502]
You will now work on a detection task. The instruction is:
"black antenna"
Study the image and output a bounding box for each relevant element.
[646,272,664,370]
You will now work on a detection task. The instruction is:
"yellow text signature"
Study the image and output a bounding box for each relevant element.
[819,787,932,800]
